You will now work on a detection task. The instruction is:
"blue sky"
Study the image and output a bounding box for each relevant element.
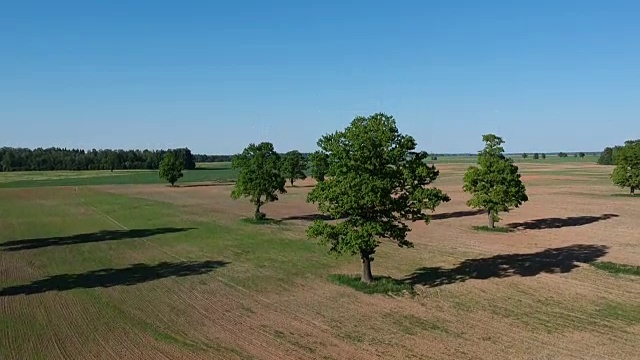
[1,1,639,154]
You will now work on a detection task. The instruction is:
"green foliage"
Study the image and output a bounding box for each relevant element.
[306,113,450,283]
[611,140,640,195]
[472,225,514,233]
[327,274,413,295]
[281,150,307,186]
[521,153,528,159]
[592,261,640,276]
[308,151,329,182]
[158,152,184,186]
[541,153,546,159]
[598,147,616,165]
[533,153,540,160]
[463,134,528,228]
[558,152,568,158]
[579,152,586,158]
[231,142,286,220]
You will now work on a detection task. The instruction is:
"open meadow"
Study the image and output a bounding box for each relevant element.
[1,159,639,359]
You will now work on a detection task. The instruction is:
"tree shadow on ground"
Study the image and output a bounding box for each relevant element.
[1,228,196,252]
[179,182,234,188]
[431,209,485,220]
[507,214,619,230]
[0,260,229,297]
[404,244,608,288]
[280,213,335,222]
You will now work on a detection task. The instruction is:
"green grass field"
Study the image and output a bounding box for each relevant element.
[0,168,237,188]
[0,187,345,359]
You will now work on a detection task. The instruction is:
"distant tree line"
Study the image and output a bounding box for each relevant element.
[0,147,196,172]
[193,154,234,163]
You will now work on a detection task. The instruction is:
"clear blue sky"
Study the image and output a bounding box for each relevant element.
[1,1,639,154]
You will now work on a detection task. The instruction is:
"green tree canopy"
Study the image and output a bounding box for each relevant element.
[598,147,615,165]
[306,113,450,283]
[463,134,528,228]
[533,153,539,160]
[611,141,640,195]
[159,152,185,186]
[522,153,528,159]
[231,142,286,220]
[541,153,546,159]
[309,151,330,182]
[281,150,307,186]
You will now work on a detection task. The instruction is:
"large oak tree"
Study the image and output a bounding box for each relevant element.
[308,151,329,182]
[306,113,450,283]
[281,150,307,186]
[159,151,185,186]
[463,134,528,228]
[231,142,286,220]
[611,140,640,195]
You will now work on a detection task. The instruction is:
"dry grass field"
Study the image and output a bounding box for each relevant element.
[1,161,639,359]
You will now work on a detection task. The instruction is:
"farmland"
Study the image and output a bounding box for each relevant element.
[1,160,639,359]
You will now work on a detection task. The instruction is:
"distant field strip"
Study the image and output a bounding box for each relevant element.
[0,169,237,188]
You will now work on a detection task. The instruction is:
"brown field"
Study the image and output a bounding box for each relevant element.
[1,162,639,359]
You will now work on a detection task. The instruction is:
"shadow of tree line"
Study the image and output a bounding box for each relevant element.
[0,260,229,297]
[1,227,196,252]
[404,244,608,288]
[507,214,618,230]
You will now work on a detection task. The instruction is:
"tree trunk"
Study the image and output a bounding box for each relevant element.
[254,199,263,220]
[360,250,373,283]
[631,187,636,195]
[290,179,294,187]
[488,211,495,228]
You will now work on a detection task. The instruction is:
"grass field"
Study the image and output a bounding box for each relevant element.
[1,160,639,359]
[0,168,237,189]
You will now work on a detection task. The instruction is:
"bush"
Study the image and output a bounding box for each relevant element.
[327,274,414,295]
[472,225,514,233]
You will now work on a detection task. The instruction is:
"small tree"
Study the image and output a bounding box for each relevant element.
[231,142,286,220]
[309,151,329,182]
[281,150,307,186]
[541,153,547,159]
[558,152,568,158]
[463,134,528,228]
[611,141,640,195]
[159,151,185,186]
[522,153,528,159]
[579,152,586,158]
[307,113,450,283]
[533,153,540,160]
